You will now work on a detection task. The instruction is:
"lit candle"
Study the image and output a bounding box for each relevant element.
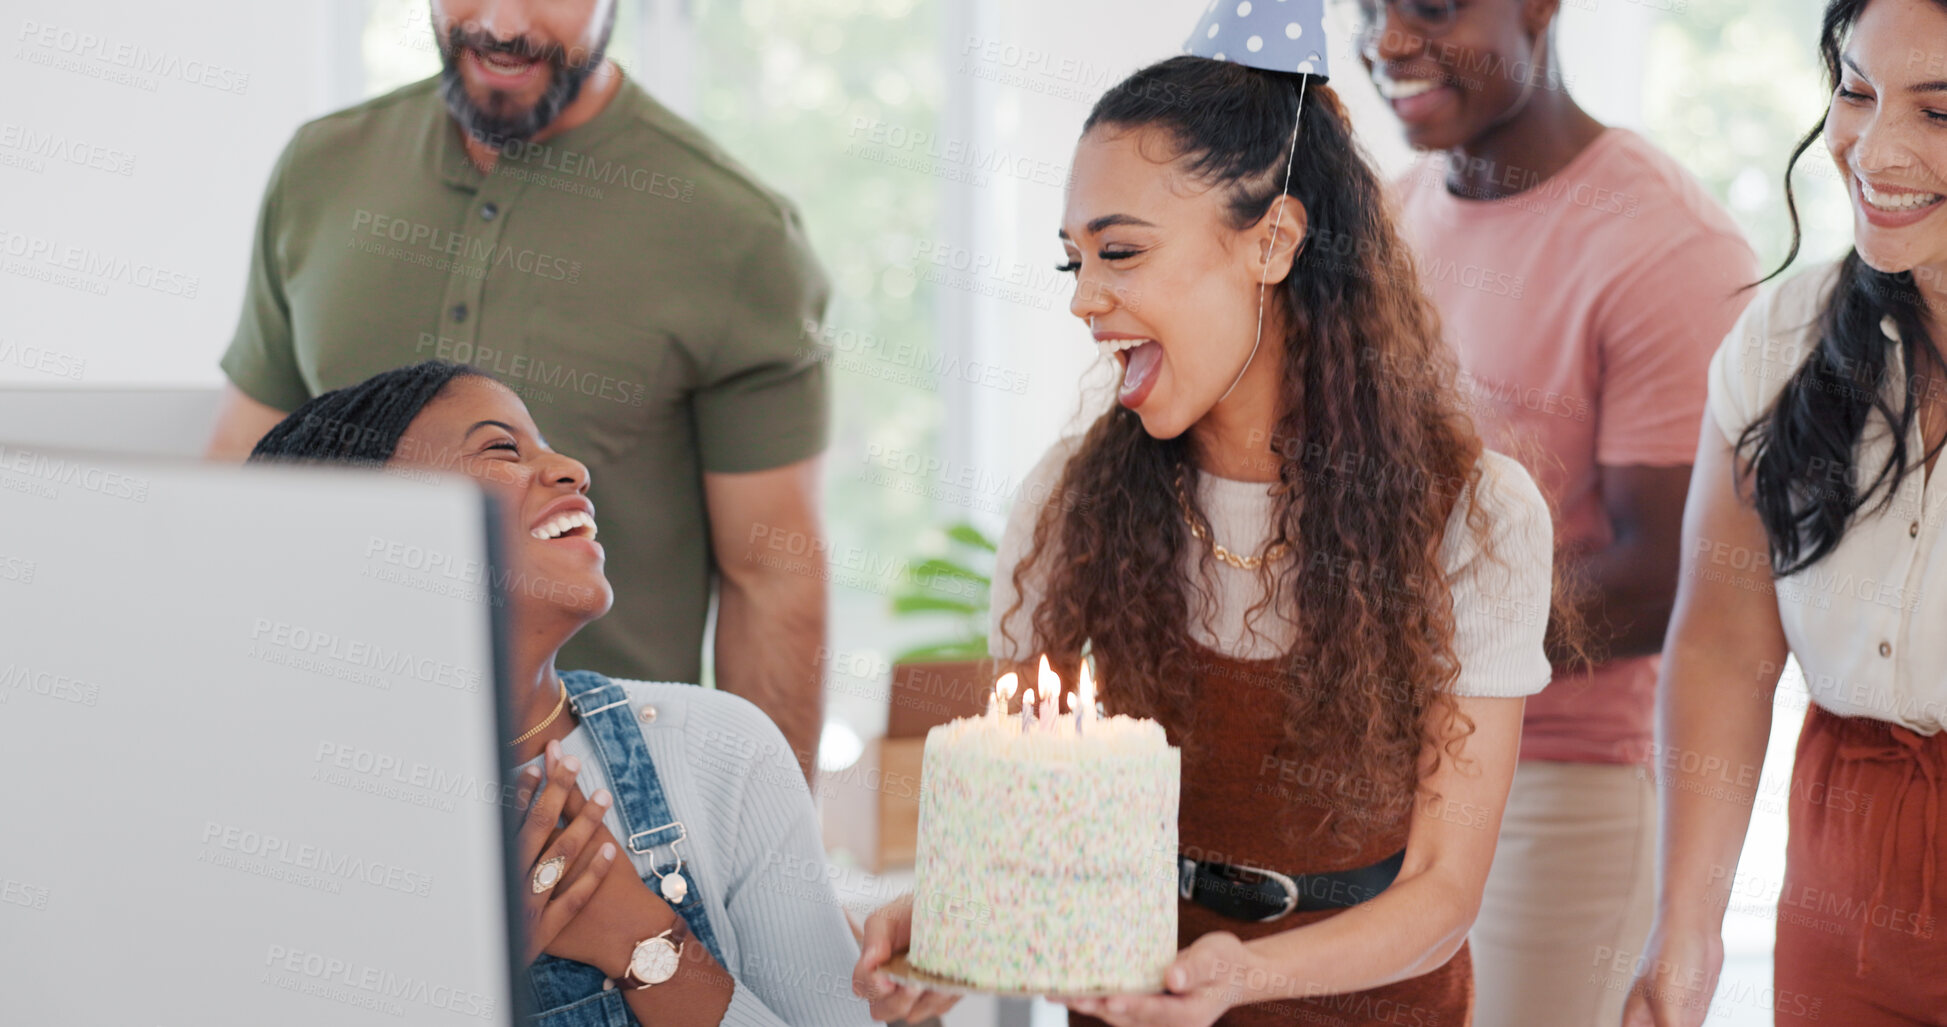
[1037,655,1061,732]
[1078,659,1097,732]
[991,672,1018,724]
[1020,688,1037,732]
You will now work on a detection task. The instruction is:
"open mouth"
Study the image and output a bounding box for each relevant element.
[467,47,544,84]
[1373,73,1455,122]
[530,510,597,542]
[1101,339,1163,408]
[1375,76,1441,100]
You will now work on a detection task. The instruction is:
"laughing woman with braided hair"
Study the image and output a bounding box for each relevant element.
[250,360,871,1027]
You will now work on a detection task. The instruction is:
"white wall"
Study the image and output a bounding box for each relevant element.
[0,0,354,388]
[954,0,1208,521]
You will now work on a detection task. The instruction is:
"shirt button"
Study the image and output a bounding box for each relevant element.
[480,202,499,221]
[639,704,658,723]
[451,303,467,323]
[1880,641,1893,658]
[1912,521,1922,538]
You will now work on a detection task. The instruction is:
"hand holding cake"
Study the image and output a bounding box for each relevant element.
[1055,930,1252,1027]
[851,894,962,1023]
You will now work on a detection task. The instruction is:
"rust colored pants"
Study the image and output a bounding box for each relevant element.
[1772,704,1945,1025]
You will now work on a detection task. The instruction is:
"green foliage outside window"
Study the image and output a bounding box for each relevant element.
[1641,0,1854,272]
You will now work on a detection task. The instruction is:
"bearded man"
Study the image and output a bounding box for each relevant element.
[206,0,832,780]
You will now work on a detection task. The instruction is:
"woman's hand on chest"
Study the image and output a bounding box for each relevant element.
[542,823,678,978]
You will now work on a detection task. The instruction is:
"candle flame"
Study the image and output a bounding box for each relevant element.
[996,671,1018,704]
[1021,688,1036,714]
[1079,660,1097,718]
[1037,654,1060,717]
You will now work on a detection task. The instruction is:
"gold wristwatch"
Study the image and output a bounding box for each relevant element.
[621,921,687,990]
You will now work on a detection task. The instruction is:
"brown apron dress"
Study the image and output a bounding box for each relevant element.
[1071,644,1472,1027]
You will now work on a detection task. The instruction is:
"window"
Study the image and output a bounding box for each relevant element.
[1641,0,1852,271]
[684,0,956,742]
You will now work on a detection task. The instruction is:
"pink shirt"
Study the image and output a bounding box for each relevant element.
[1393,128,1757,764]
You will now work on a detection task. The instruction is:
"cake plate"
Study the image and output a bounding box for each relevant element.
[883,954,1163,999]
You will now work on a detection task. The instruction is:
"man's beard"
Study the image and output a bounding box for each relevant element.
[435,7,616,149]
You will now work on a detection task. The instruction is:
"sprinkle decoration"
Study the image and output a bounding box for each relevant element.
[908,658,1181,993]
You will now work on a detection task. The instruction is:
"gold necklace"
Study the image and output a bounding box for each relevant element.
[510,677,569,747]
[1174,469,1289,571]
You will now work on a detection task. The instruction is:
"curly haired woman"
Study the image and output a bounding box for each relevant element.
[853,53,1557,1027]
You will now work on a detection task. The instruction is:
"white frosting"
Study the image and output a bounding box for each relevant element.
[909,712,1181,993]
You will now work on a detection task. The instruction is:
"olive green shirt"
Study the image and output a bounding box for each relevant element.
[221,76,831,683]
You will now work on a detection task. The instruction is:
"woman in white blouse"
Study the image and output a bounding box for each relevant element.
[1624,1,1947,1024]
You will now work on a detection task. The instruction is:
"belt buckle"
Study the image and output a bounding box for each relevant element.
[1233,862,1300,922]
[1186,858,1301,922]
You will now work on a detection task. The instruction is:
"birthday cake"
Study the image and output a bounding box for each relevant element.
[908,664,1181,994]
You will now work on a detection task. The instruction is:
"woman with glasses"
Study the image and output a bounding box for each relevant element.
[1625,1,1947,1024]
[1356,1,1758,1023]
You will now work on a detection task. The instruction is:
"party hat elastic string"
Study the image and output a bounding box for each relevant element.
[1217,73,1307,407]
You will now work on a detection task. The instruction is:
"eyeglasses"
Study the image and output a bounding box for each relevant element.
[1351,0,1459,34]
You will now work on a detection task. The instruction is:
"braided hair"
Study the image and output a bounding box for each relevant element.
[248,360,487,466]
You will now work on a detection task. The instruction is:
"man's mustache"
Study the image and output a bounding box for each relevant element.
[443,26,597,71]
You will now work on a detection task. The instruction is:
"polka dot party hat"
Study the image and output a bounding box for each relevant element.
[1183,0,1330,81]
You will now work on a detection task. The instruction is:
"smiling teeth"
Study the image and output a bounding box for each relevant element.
[1378,77,1440,100]
[479,51,533,71]
[1096,338,1153,358]
[1861,180,1944,211]
[532,510,596,541]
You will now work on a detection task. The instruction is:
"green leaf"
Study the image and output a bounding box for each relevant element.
[894,639,990,664]
[945,521,998,552]
[890,595,983,616]
[909,558,989,588]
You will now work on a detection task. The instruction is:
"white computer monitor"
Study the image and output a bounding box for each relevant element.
[0,443,524,1025]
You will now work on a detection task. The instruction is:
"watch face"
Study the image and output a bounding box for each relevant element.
[630,938,680,985]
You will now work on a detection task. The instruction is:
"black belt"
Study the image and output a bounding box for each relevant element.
[1179,849,1406,922]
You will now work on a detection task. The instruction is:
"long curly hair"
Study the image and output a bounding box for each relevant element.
[1002,57,1494,849]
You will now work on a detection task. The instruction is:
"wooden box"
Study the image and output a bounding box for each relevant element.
[884,659,992,738]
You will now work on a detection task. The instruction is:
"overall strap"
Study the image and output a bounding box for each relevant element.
[562,671,725,966]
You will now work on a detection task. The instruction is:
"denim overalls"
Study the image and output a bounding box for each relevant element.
[526,672,724,1025]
